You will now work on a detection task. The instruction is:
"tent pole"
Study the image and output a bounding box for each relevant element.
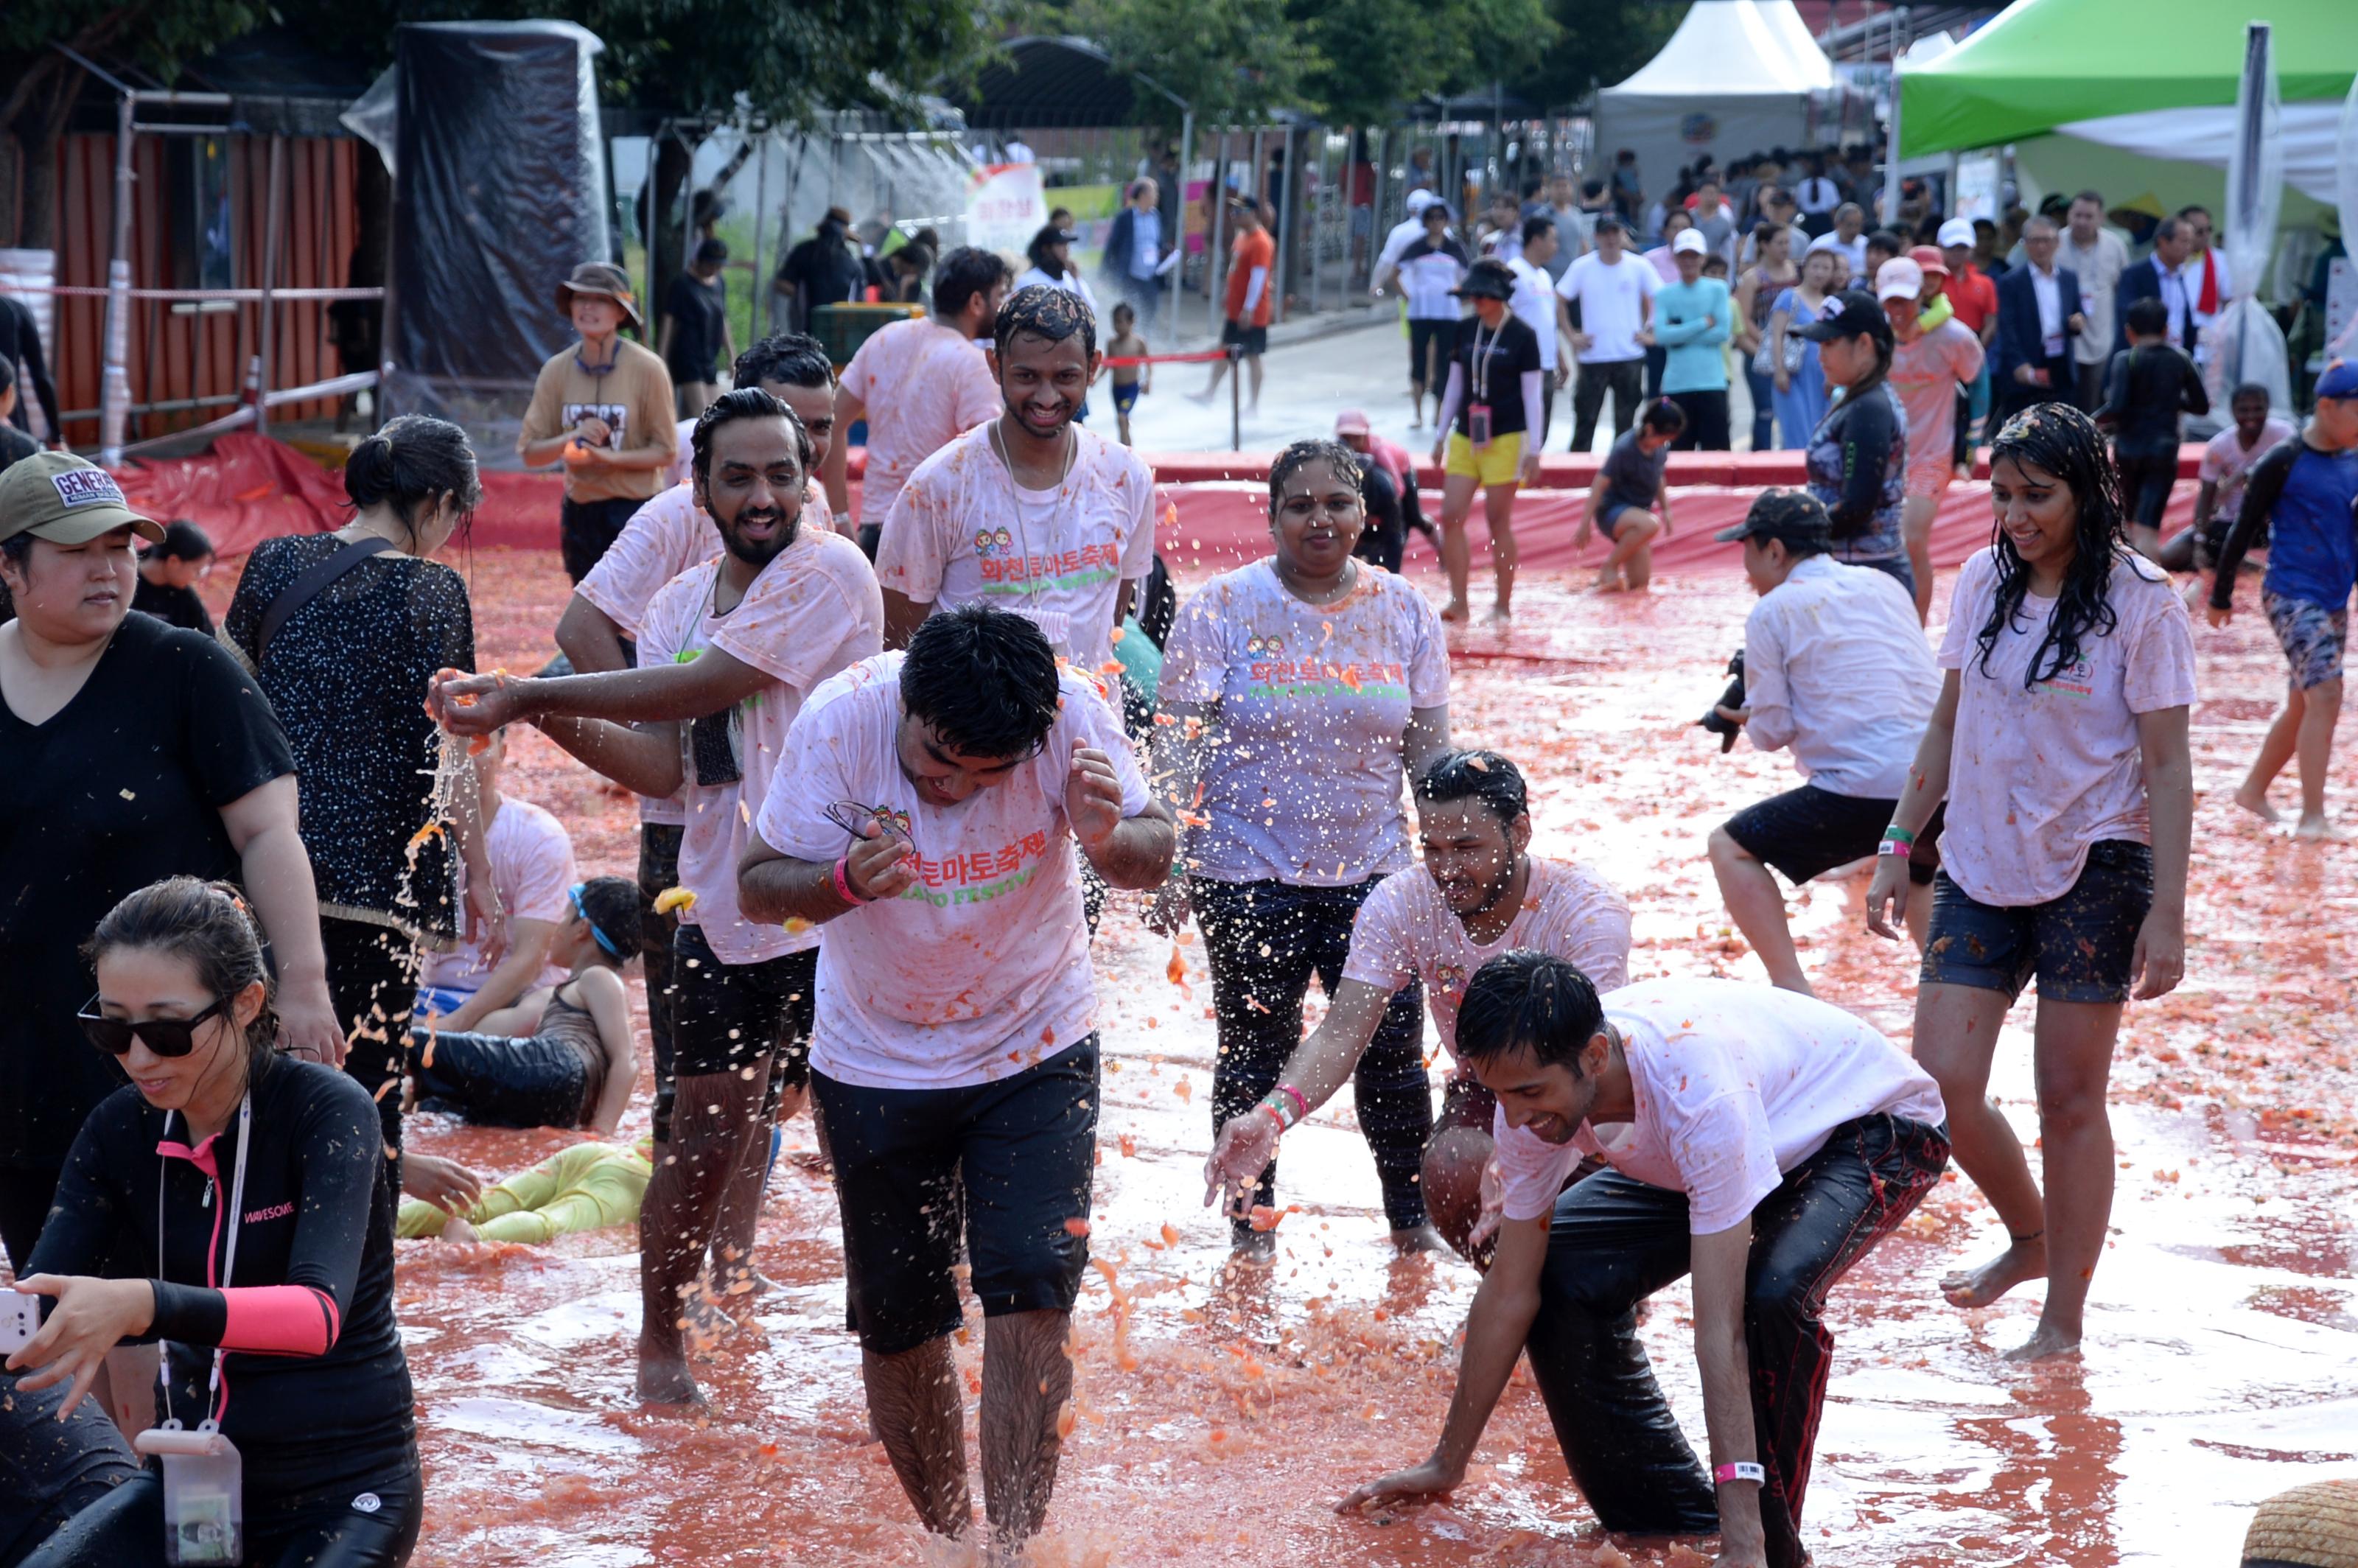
[1176,111,1194,334]
[1882,62,1903,229]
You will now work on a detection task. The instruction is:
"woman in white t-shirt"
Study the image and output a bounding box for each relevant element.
[1151,438,1454,1258]
[1866,402,2194,1364]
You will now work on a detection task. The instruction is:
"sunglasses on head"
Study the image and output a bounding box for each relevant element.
[76,994,232,1058]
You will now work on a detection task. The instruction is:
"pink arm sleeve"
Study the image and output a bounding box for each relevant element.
[217,1284,341,1356]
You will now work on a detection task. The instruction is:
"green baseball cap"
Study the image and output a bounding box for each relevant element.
[0,451,164,547]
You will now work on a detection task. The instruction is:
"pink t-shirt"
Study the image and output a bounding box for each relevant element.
[752,656,1150,1090]
[876,423,1157,662]
[1341,857,1631,1069]
[419,797,577,995]
[1494,979,1946,1233]
[2197,417,2298,528]
[1935,547,2196,907]
[637,533,884,965]
[1888,319,1985,471]
[1160,560,1450,885]
[840,318,1001,528]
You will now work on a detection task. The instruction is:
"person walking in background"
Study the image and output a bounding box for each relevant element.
[1735,223,1800,451]
[1430,259,1547,621]
[1650,228,1732,451]
[2096,296,2208,561]
[1197,200,1276,416]
[1100,178,1170,331]
[1556,214,1656,452]
[1765,242,1838,448]
[1505,215,1562,444]
[517,262,679,584]
[772,206,866,335]
[1374,199,1468,431]
[1879,255,1985,621]
[2061,191,2130,410]
[130,518,216,635]
[1992,215,2083,425]
[1797,290,1912,595]
[660,238,735,419]
[1939,218,2000,440]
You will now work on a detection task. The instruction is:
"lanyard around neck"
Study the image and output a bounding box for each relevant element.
[1470,318,1500,403]
[157,1091,253,1434]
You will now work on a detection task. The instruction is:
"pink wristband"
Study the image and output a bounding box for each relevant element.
[1276,1084,1310,1124]
[1714,1460,1766,1485]
[831,857,870,905]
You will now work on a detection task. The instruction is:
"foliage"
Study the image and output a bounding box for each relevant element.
[1059,0,1318,127]
[1507,0,1687,111]
[1300,0,1559,127]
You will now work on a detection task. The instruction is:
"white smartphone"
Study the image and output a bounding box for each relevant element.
[0,1289,37,1354]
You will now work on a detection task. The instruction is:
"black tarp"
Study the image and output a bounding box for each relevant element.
[387,21,608,447]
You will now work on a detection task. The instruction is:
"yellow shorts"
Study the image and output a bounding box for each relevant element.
[1444,430,1525,486]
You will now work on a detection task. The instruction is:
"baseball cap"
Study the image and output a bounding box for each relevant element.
[1334,409,1372,436]
[1715,487,1832,547]
[1404,189,1438,216]
[2317,360,2358,400]
[0,451,165,548]
[1907,245,1951,280]
[1452,258,1519,302]
[1937,217,1976,250]
[1796,289,1892,343]
[555,262,643,332]
[1671,228,1708,256]
[1875,256,1925,301]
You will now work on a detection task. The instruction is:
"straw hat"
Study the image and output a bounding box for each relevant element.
[2243,1477,2358,1568]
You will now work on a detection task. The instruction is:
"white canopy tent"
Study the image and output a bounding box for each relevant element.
[1595,0,1841,206]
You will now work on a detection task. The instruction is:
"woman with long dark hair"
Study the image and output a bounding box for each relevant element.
[1796,290,1911,595]
[224,416,493,1210]
[1865,402,2194,1362]
[12,878,419,1566]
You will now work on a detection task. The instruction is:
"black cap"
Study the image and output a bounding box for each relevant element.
[1452,258,1518,302]
[1715,487,1832,547]
[1795,288,1890,343]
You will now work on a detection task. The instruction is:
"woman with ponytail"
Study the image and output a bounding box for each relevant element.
[1864,402,2194,1362]
[10,878,419,1567]
[224,416,491,1210]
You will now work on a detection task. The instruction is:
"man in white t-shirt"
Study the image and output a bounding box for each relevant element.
[1554,214,1658,452]
[1342,957,1948,1568]
[414,725,578,1030]
[738,605,1172,1561]
[435,390,884,1406]
[825,245,1011,550]
[1505,217,1563,444]
[1704,492,1942,994]
[877,285,1156,662]
[1202,750,1628,1264]
[1374,186,1443,276]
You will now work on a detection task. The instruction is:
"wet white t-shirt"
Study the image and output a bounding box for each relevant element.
[638,533,884,965]
[1341,857,1631,1068]
[876,422,1156,661]
[1160,560,1450,885]
[1935,547,2196,907]
[839,318,1002,528]
[752,656,1150,1089]
[419,797,577,995]
[1493,979,1947,1234]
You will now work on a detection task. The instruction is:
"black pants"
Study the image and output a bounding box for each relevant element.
[0,1371,139,1568]
[1522,1114,1949,1568]
[1669,388,1732,451]
[406,1027,590,1129]
[1644,343,1668,399]
[2116,449,2178,531]
[1191,876,1432,1239]
[559,496,645,584]
[1571,360,1645,452]
[636,823,685,1143]
[320,917,416,1155]
[1408,318,1452,392]
[21,1460,423,1568]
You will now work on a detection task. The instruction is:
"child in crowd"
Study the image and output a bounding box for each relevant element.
[1102,299,1151,447]
[2098,295,2209,561]
[130,519,217,635]
[1583,397,1684,592]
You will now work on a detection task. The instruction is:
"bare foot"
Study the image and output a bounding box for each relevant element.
[2295,813,2341,841]
[1389,1224,1449,1254]
[634,1337,705,1405]
[1486,603,1514,625]
[1586,577,1627,595]
[2001,1319,2082,1362]
[1439,599,1471,623]
[2233,783,2280,823]
[1941,1233,2046,1309]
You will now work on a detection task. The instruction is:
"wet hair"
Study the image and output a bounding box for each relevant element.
[149,519,214,562]
[1640,397,1687,436]
[994,283,1099,361]
[690,386,811,486]
[85,877,279,1074]
[1979,402,2135,690]
[2123,298,2169,339]
[933,245,1012,323]
[733,332,834,392]
[572,875,639,967]
[695,237,730,267]
[1414,749,1528,825]
[345,414,482,547]
[0,357,13,396]
[2231,381,2271,406]
[1267,438,1363,513]
[1520,214,1555,249]
[1454,951,1603,1075]
[900,605,1063,763]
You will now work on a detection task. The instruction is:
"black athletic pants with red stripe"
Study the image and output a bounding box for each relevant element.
[1522,1113,1949,1568]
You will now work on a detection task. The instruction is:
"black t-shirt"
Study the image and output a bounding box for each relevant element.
[0,421,37,475]
[223,534,474,937]
[662,270,730,384]
[0,614,293,1166]
[777,239,866,329]
[1452,314,1544,438]
[29,1051,414,1516]
[131,573,215,636]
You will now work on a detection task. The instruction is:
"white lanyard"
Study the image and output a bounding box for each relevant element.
[156,1092,253,1434]
[1469,319,1499,405]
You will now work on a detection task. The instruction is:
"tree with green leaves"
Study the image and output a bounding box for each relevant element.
[1507,0,1687,113]
[1298,0,1559,128]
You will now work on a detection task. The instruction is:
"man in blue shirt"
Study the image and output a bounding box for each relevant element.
[2208,360,2358,839]
[1648,228,1732,449]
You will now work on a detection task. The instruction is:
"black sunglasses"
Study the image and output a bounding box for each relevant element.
[77,994,232,1058]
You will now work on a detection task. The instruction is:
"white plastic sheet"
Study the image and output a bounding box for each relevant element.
[2334,73,2358,357]
[2204,24,2292,416]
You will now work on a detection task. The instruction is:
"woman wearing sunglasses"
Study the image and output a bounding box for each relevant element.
[10,878,419,1567]
[403,875,640,1135]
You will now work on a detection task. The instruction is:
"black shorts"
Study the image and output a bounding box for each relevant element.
[813,1037,1099,1357]
[667,926,816,1133]
[1724,783,1945,886]
[1920,839,2152,1004]
[407,1026,592,1129]
[559,495,646,584]
[1221,319,1267,357]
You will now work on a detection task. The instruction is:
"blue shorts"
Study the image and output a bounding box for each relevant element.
[1598,501,1653,539]
[1113,381,1142,416]
[1920,839,2152,1004]
[2263,589,2347,690]
[413,985,473,1020]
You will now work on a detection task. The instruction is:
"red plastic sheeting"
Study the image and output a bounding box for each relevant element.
[113,434,354,558]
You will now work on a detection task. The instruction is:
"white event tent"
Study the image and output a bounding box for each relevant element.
[1594,0,1843,199]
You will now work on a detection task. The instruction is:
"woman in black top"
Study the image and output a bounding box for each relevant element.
[11,878,419,1568]
[0,452,338,1274]
[1427,257,1546,623]
[1795,290,1914,595]
[223,416,492,1209]
[131,519,217,635]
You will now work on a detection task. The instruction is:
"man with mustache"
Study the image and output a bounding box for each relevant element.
[431,390,883,1404]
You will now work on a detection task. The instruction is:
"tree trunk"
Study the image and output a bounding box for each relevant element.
[1,55,81,251]
[644,130,694,337]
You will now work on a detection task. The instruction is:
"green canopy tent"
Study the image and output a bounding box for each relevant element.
[1897,0,2358,160]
